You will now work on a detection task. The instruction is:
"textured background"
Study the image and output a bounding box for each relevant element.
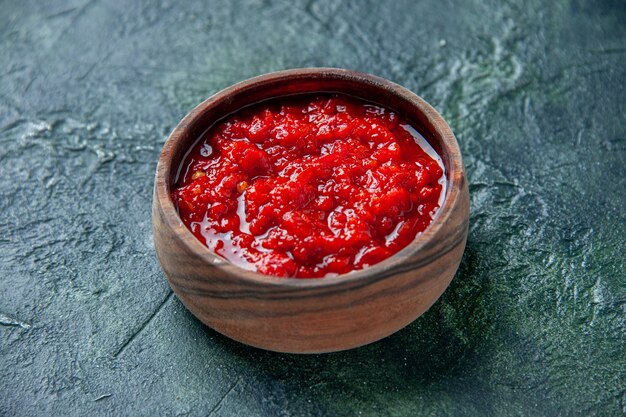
[1,0,624,416]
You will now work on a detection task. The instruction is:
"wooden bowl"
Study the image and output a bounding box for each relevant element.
[152,68,469,353]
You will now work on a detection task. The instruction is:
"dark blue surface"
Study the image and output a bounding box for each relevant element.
[1,0,624,415]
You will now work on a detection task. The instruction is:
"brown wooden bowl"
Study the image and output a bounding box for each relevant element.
[152,68,469,353]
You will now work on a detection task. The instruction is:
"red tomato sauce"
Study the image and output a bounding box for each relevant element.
[173,94,445,278]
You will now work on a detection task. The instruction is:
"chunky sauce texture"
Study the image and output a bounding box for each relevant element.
[173,95,445,278]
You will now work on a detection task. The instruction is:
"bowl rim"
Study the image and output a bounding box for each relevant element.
[154,67,464,290]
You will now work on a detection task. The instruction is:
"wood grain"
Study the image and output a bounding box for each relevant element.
[152,68,470,353]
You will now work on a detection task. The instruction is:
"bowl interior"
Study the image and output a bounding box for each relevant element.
[156,68,463,286]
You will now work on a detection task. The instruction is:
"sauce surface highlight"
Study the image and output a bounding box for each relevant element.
[173,94,445,278]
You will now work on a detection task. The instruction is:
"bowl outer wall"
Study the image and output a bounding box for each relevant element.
[152,68,469,353]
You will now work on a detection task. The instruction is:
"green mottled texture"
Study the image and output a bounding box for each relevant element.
[1,0,624,415]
